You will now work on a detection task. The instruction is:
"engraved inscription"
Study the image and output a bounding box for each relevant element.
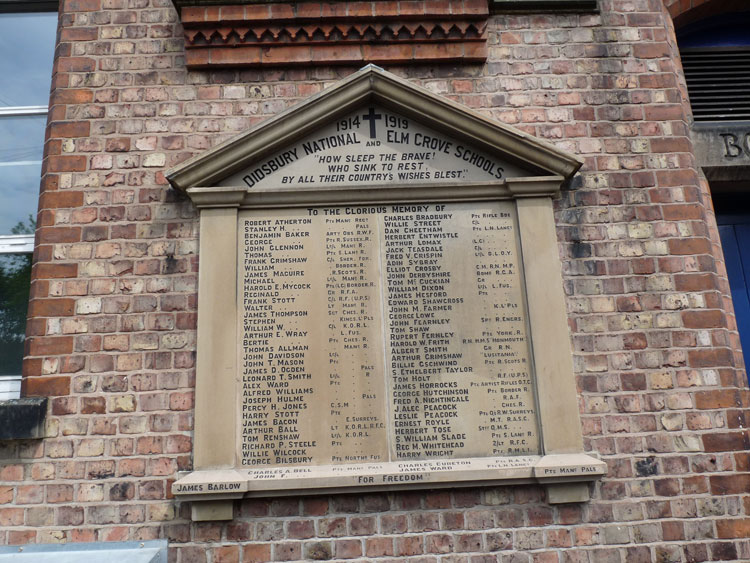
[720,132,750,159]
[237,201,540,470]
[219,106,529,189]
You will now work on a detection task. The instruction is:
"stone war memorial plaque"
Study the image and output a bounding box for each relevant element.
[239,201,539,472]
[169,69,606,512]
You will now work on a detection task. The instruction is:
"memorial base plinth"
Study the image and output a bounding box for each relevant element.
[174,453,605,519]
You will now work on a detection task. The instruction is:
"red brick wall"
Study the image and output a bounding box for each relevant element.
[663,0,709,19]
[2,0,750,560]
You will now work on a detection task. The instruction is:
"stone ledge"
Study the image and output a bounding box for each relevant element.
[172,453,606,502]
[175,1,489,68]
[0,397,47,440]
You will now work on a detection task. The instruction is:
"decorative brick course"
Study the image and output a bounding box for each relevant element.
[1,0,750,559]
[179,0,489,68]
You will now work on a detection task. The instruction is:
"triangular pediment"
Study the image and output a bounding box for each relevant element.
[166,65,582,196]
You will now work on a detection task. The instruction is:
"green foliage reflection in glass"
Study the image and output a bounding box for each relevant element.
[0,216,34,375]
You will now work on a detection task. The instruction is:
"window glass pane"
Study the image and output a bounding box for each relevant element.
[0,11,55,391]
[0,115,46,234]
[0,252,31,376]
[0,12,57,107]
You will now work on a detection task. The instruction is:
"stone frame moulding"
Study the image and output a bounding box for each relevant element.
[166,65,605,521]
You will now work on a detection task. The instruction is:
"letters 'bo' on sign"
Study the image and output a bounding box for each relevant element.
[166,66,605,521]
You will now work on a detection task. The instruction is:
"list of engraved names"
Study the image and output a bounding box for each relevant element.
[238,202,539,469]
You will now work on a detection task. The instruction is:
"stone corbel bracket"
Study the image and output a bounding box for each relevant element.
[175,1,489,68]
